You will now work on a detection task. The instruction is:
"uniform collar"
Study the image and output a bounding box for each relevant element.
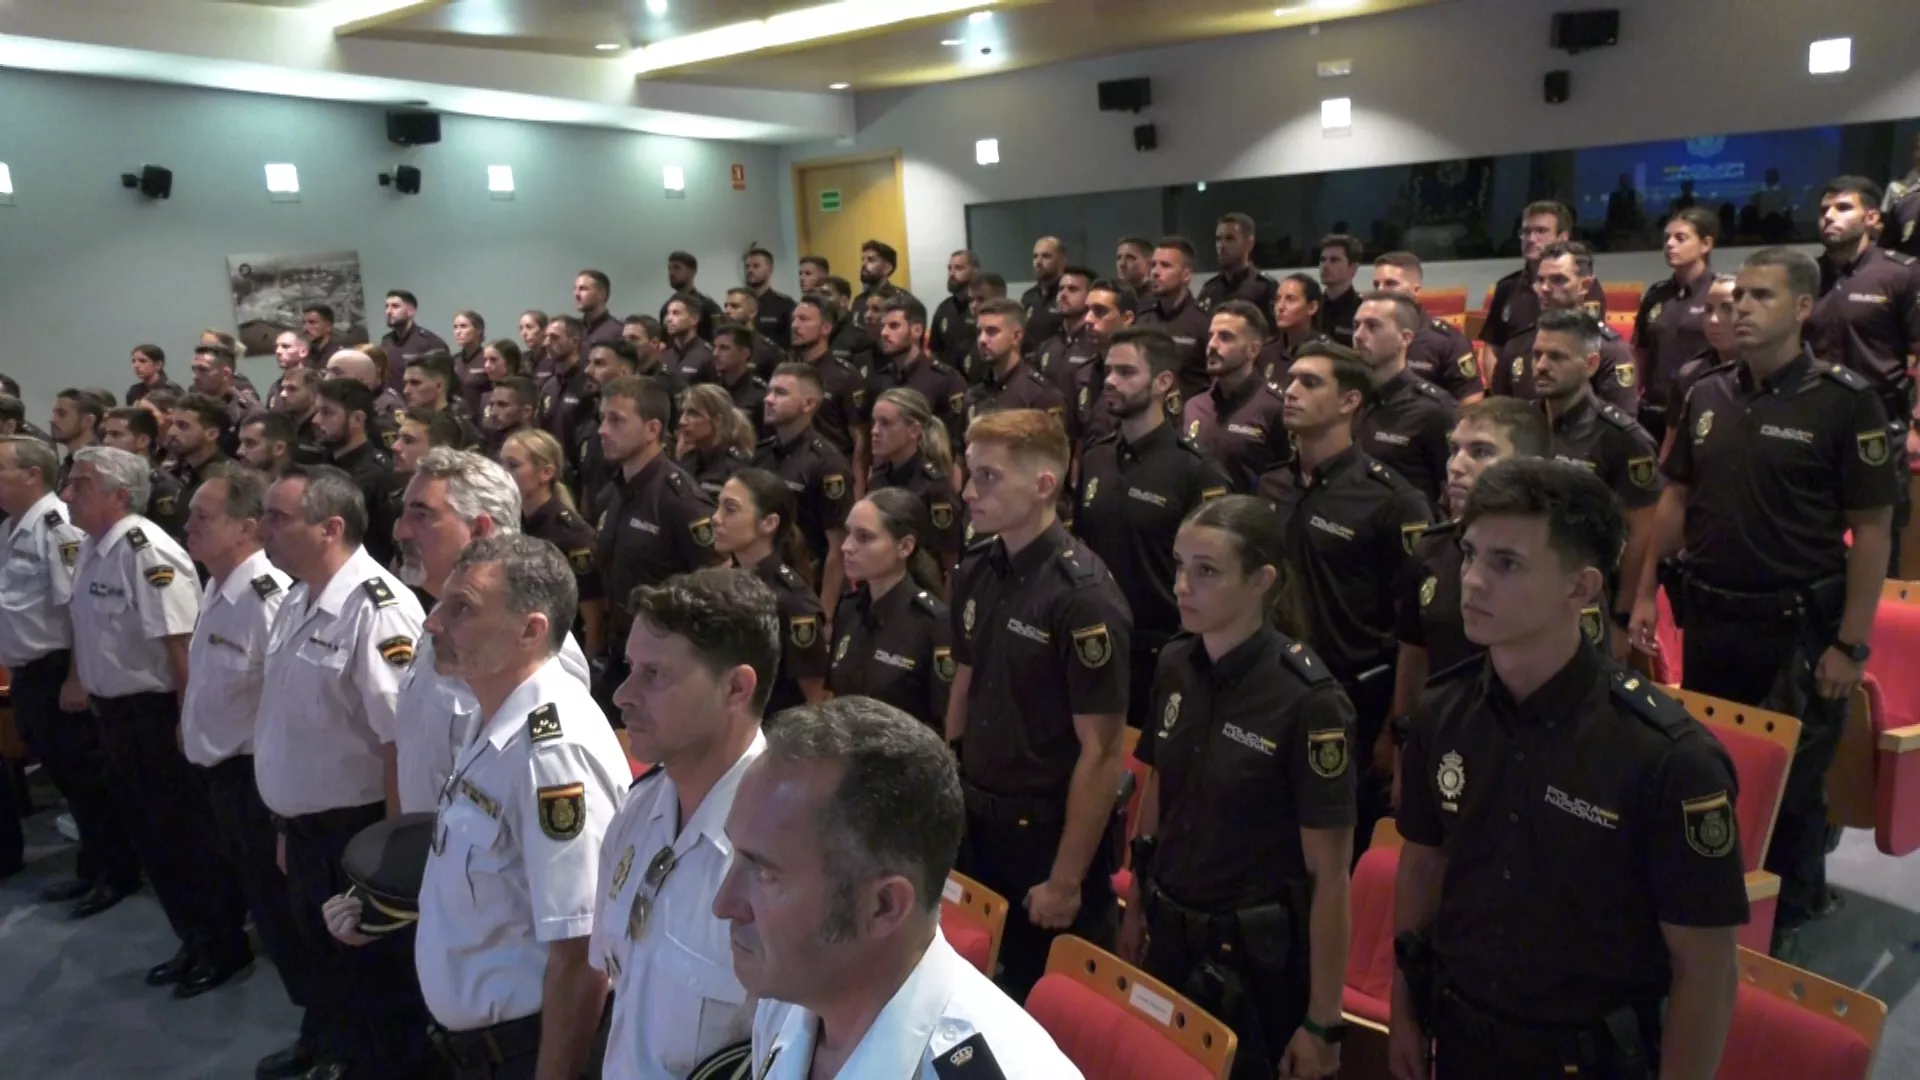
[1295,442,1366,488]
[310,546,383,616]
[1736,347,1816,395]
[21,491,64,532]
[525,496,564,534]
[1185,625,1276,689]
[1150,293,1193,321]
[1824,243,1878,277]
[479,654,577,749]
[1674,263,1714,297]
[1482,640,1604,725]
[1215,264,1254,289]
[984,360,1027,391]
[1544,393,1596,434]
[87,512,148,558]
[618,452,668,492]
[769,931,966,1080]
[1210,369,1261,414]
[991,521,1069,578]
[751,550,788,584]
[648,729,767,852]
[1373,367,1415,402]
[879,451,926,486]
[863,579,918,629]
[217,549,278,604]
[1120,420,1175,461]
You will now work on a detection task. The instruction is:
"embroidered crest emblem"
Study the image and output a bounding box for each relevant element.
[1309,730,1348,779]
[1511,356,1525,379]
[1071,624,1112,668]
[538,783,586,841]
[822,474,846,500]
[144,565,175,588]
[933,646,956,683]
[1616,363,1637,388]
[1629,456,1657,488]
[835,635,851,664]
[1858,429,1890,466]
[931,502,954,530]
[1083,478,1098,505]
[1187,420,1200,439]
[1580,606,1605,645]
[1695,410,1714,440]
[377,635,415,667]
[1682,791,1736,858]
[1161,691,1181,734]
[690,518,715,547]
[1419,576,1438,608]
[963,598,976,634]
[789,615,818,648]
[1456,353,1478,380]
[1401,522,1428,555]
[1438,751,1466,806]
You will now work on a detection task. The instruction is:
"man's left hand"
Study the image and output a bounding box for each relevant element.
[1023,878,1082,930]
[1815,646,1866,701]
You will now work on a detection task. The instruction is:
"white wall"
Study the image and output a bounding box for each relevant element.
[0,67,788,417]
[779,0,1920,303]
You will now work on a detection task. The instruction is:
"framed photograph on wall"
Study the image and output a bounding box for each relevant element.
[226,250,369,358]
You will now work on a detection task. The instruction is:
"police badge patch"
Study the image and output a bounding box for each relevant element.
[1071,624,1112,668]
[962,598,976,634]
[144,565,176,588]
[932,502,954,530]
[59,541,79,570]
[1401,522,1428,555]
[538,783,586,841]
[1308,730,1348,779]
[690,518,716,547]
[1161,691,1181,734]
[1616,363,1637,388]
[377,635,415,667]
[933,646,956,683]
[1457,353,1478,380]
[1188,420,1201,439]
[1695,411,1714,440]
[823,474,846,501]
[567,548,594,575]
[1419,576,1438,608]
[1858,429,1890,466]
[789,615,818,648]
[1629,456,1657,489]
[1580,606,1605,645]
[1082,478,1098,505]
[1682,791,1735,858]
[1438,751,1466,807]
[1511,356,1525,380]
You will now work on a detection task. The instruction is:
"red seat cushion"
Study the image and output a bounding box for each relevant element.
[1342,843,1400,1024]
[1867,602,1920,731]
[941,909,993,976]
[1026,974,1217,1080]
[1714,983,1873,1080]
[1703,727,1789,873]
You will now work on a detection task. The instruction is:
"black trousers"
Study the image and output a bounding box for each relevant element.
[0,751,22,871]
[203,755,319,1010]
[1140,896,1308,1080]
[1344,664,1395,865]
[282,802,432,1077]
[91,691,247,960]
[955,810,1115,1002]
[1680,616,1847,929]
[14,653,139,889]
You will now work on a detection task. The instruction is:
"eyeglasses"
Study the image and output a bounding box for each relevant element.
[626,844,680,942]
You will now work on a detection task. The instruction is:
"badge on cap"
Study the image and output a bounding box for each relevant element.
[377,635,415,667]
[1071,624,1112,669]
[934,646,956,683]
[1859,429,1890,466]
[1309,730,1349,779]
[538,783,586,841]
[1683,791,1735,858]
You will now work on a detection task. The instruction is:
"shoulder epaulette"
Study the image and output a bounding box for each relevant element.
[777,564,806,590]
[922,457,944,479]
[932,1034,1003,1080]
[664,469,688,491]
[1416,518,1461,544]
[1888,250,1918,266]
[362,577,397,608]
[727,446,751,463]
[528,703,563,743]
[964,534,997,557]
[1426,653,1483,686]
[1596,402,1636,430]
[1609,669,1691,741]
[1277,636,1335,686]
[630,761,666,790]
[126,526,150,551]
[41,509,62,529]
[1085,430,1120,448]
[1364,460,1401,487]
[911,589,948,618]
[251,575,281,600]
[1055,545,1098,585]
[1599,324,1622,341]
[1819,363,1871,392]
[1429,317,1451,333]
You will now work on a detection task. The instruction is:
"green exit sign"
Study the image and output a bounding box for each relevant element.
[820,188,842,213]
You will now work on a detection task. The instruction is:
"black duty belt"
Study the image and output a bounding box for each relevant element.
[431,1011,542,1069]
[960,779,1067,827]
[1672,570,1843,624]
[1434,982,1656,1076]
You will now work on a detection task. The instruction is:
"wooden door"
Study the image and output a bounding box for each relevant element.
[793,152,910,291]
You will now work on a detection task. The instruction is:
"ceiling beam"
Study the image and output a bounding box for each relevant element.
[318,0,450,38]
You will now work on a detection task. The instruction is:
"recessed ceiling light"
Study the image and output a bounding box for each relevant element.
[663,165,686,192]
[487,165,515,193]
[1320,97,1352,130]
[595,42,622,51]
[646,0,669,14]
[627,0,1002,75]
[829,82,850,89]
[969,10,992,22]
[941,38,963,46]
[264,163,300,194]
[1808,37,1851,75]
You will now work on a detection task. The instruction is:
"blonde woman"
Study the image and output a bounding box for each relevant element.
[866,387,962,566]
[675,383,755,497]
[500,427,605,657]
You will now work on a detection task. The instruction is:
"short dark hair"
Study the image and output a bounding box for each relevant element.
[317,377,376,430]
[1087,278,1139,315]
[625,315,663,343]
[1535,308,1604,357]
[667,250,698,271]
[1359,290,1423,334]
[1319,233,1364,262]
[599,374,672,428]
[975,272,1007,295]
[587,339,641,371]
[106,406,159,444]
[405,353,458,399]
[1457,397,1552,460]
[1537,240,1594,278]
[302,303,335,324]
[245,410,298,451]
[861,239,898,269]
[761,696,965,927]
[1823,175,1885,209]
[974,297,1026,329]
[713,322,755,351]
[1743,246,1822,301]
[745,246,775,265]
[1217,211,1256,236]
[950,249,981,269]
[771,361,826,398]
[1460,457,1625,575]
[145,386,183,412]
[403,408,466,449]
[796,293,839,325]
[1155,236,1196,262]
[1107,326,1179,379]
[194,343,238,370]
[1666,206,1720,244]
[1059,264,1098,287]
[1117,236,1154,257]
[283,367,322,394]
[881,295,928,328]
[1373,251,1423,274]
[279,463,369,546]
[57,388,108,427]
[799,254,830,273]
[548,315,585,342]
[822,276,853,302]
[386,289,419,308]
[494,376,540,411]
[173,394,226,433]
[578,268,611,294]
[1523,200,1574,234]
[1294,342,1373,398]
[484,338,526,377]
[665,292,703,319]
[0,395,21,430]
[1282,272,1324,305]
[632,568,782,710]
[132,343,166,366]
[1211,299,1270,339]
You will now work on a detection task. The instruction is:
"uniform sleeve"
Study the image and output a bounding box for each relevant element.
[1662,387,1700,486]
[521,741,621,941]
[1421,405,1455,497]
[1396,695,1445,847]
[560,519,605,603]
[819,460,854,533]
[950,562,979,668]
[1607,424,1664,509]
[1057,584,1130,718]
[1642,737,1750,928]
[1287,685,1359,830]
[357,599,425,744]
[44,521,85,607]
[1488,341,1515,396]
[1597,340,1642,413]
[1395,547,1430,648]
[1840,388,1898,511]
[131,546,200,639]
[780,591,830,683]
[926,610,954,732]
[1187,455,1234,511]
[1631,286,1658,352]
[1436,329,1483,401]
[668,480,727,570]
[1900,259,1920,358]
[1381,487,1434,588]
[1480,281,1514,348]
[1134,647,1182,770]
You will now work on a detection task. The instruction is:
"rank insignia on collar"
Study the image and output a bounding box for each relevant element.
[789,614,819,648]
[538,783,586,841]
[691,518,715,547]
[1858,429,1890,466]
[252,575,282,599]
[1401,522,1428,555]
[377,635,415,667]
[1309,730,1348,779]
[528,703,563,743]
[1629,456,1658,489]
[363,578,397,608]
[1419,576,1438,608]
[934,646,956,683]
[1071,624,1112,669]
[1161,691,1181,734]
[127,526,150,551]
[144,565,175,588]
[1682,791,1735,858]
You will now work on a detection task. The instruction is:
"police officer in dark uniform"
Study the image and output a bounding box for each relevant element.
[1122,495,1356,1080]
[675,383,754,498]
[1490,242,1641,415]
[165,394,233,513]
[965,299,1067,426]
[1258,273,1329,384]
[538,315,597,474]
[1138,238,1216,406]
[1370,254,1485,404]
[1021,236,1068,356]
[714,469,830,716]
[1395,458,1747,1080]
[1481,201,1609,354]
[830,488,954,732]
[1351,293,1458,507]
[1068,280,1140,455]
[313,377,399,568]
[745,246,796,351]
[523,485,605,653]
[101,407,188,540]
[1075,327,1231,730]
[1199,213,1280,318]
[1313,234,1365,347]
[867,388,962,568]
[1807,175,1920,571]
[865,295,969,450]
[929,250,979,365]
[1259,344,1432,857]
[1658,274,1740,460]
[786,295,869,465]
[1631,208,1720,445]
[949,408,1132,1000]
[709,323,771,424]
[1884,138,1920,260]
[1631,247,1897,955]
[661,251,723,342]
[592,375,725,715]
[1034,267,1097,397]
[755,362,856,616]
[1180,301,1291,494]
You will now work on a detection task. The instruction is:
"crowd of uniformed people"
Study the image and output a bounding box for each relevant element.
[0,166,1917,1080]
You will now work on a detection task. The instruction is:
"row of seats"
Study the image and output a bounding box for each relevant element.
[1417,280,1646,341]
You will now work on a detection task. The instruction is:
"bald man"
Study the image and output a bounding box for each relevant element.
[324,350,406,445]
[1022,236,1067,355]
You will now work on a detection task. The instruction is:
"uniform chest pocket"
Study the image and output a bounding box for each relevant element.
[653,934,750,1074]
[86,586,131,616]
[295,637,350,671]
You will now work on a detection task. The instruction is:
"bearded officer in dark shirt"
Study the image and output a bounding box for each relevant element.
[1199,212,1280,317]
[1370,253,1484,404]
[1021,236,1067,355]
[313,378,399,569]
[1137,238,1215,407]
[754,364,856,618]
[1313,234,1365,347]
[1180,301,1290,494]
[1352,292,1458,506]
[1068,280,1139,455]
[721,289,787,379]
[1259,344,1431,858]
[1631,247,1896,956]
[1035,266,1098,397]
[1074,326,1230,730]
[786,295,869,468]
[101,407,188,541]
[1481,201,1609,354]
[1490,241,1640,415]
[865,295,968,453]
[1393,458,1746,1080]
[743,246,796,351]
[966,300,1066,427]
[948,408,1131,1000]
[660,251,723,342]
[929,249,979,364]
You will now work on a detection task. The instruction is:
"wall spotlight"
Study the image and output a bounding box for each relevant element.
[975,138,1000,167]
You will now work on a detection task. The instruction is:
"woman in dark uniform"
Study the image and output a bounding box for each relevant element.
[711,468,830,714]
[482,337,528,384]
[500,427,607,658]
[675,383,754,498]
[1260,273,1330,383]
[1119,495,1356,1080]
[828,487,953,733]
[516,310,549,374]
[451,310,490,417]
[864,387,962,570]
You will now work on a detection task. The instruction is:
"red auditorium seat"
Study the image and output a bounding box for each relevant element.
[1343,821,1403,1032]
[1715,947,1886,1080]
[939,871,1006,977]
[1601,281,1645,317]
[1026,935,1236,1080]
[1653,586,1683,685]
[1112,727,1149,904]
[1422,286,1469,332]
[1859,583,1920,855]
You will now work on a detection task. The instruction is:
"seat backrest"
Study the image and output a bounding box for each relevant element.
[1423,286,1468,319]
[1665,688,1800,873]
[1714,948,1884,1080]
[1344,842,1402,1018]
[1867,597,1920,731]
[1602,281,1645,315]
[1026,935,1236,1080]
[940,872,1007,978]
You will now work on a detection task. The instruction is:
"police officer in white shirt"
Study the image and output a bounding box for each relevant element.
[0,435,141,910]
[594,568,778,1079]
[180,466,320,1017]
[60,445,251,990]
[719,696,1083,1080]
[325,534,627,1078]
[253,464,429,1080]
[389,448,592,814]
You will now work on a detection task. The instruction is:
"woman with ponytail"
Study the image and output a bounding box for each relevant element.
[864,387,963,568]
[675,383,755,497]
[1117,494,1355,1080]
[828,487,953,734]
[711,467,829,714]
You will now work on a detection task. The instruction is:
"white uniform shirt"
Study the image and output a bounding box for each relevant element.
[69,514,199,698]
[415,655,629,1031]
[0,492,85,667]
[253,546,425,818]
[181,550,290,767]
[752,932,1083,1080]
[396,631,594,815]
[593,732,766,1080]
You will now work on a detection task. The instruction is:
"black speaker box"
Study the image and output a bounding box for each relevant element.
[121,165,173,199]
[1544,70,1571,104]
[394,166,422,194]
[1098,77,1152,113]
[1133,124,1158,152]
[387,110,441,147]
[1551,10,1619,53]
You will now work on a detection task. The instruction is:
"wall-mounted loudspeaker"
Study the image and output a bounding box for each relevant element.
[1550,10,1619,54]
[1099,78,1152,113]
[386,110,442,147]
[1544,70,1571,104]
[120,165,173,199]
[1133,124,1158,152]
[379,166,423,195]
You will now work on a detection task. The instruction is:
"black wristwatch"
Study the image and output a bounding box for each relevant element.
[1301,1016,1348,1044]
[1835,639,1872,663]
[1130,835,1157,876]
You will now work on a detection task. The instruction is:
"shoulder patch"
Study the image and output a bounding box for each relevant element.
[252,574,282,600]
[1598,324,1621,341]
[376,635,414,667]
[1596,402,1635,430]
[1055,546,1097,585]
[143,565,176,588]
[127,526,150,551]
[1609,670,1692,740]
[1277,637,1335,686]
[664,469,688,492]
[1888,250,1919,266]
[932,1033,1006,1080]
[362,577,397,608]
[528,703,563,743]
[1819,363,1871,392]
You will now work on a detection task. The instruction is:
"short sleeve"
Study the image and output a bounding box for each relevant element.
[667,480,726,570]
[557,518,605,603]
[950,561,982,668]
[1839,389,1898,512]
[357,597,426,744]
[44,521,86,606]
[1642,737,1750,928]
[1606,424,1664,510]
[1057,585,1130,718]
[1134,648,1183,770]
[819,465,854,532]
[1396,697,1445,847]
[780,592,830,682]
[1598,341,1642,413]
[925,611,954,732]
[1394,547,1430,648]
[1662,388,1700,486]
[1381,488,1435,584]
[1287,686,1358,830]
[131,546,200,639]
[1188,455,1234,510]
[521,741,622,942]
